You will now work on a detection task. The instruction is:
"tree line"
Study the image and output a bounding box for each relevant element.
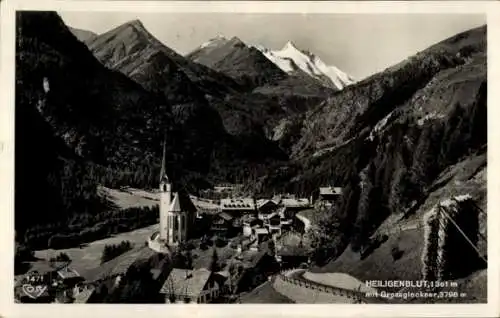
[23,205,159,250]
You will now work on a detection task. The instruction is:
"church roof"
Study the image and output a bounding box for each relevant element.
[159,136,170,183]
[169,193,182,212]
[169,191,197,214]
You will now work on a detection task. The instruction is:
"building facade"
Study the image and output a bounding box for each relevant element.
[149,141,197,253]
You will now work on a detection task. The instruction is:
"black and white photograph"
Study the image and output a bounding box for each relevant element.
[2,0,497,313]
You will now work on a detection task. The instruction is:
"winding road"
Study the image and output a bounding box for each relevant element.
[271,269,387,304]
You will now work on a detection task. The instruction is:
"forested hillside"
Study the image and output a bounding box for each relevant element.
[255,26,487,263]
[16,11,181,250]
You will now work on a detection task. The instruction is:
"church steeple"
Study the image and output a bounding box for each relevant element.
[159,136,169,184]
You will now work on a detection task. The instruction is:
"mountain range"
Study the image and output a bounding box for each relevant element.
[17,11,487,285]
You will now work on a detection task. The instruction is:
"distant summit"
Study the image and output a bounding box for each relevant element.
[255,41,355,90]
[198,35,229,49]
[186,35,287,88]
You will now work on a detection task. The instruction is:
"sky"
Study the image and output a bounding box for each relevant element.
[59,12,486,79]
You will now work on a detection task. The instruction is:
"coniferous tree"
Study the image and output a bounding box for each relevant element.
[210,248,219,272]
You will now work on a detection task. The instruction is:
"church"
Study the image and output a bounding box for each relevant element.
[148,142,197,253]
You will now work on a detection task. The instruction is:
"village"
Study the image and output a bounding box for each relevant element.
[14,147,345,304]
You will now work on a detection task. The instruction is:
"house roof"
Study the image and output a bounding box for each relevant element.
[215,270,230,278]
[57,266,81,279]
[239,250,268,268]
[217,212,233,221]
[220,198,255,210]
[160,268,214,298]
[257,199,278,209]
[241,214,256,223]
[267,212,280,219]
[73,286,95,304]
[255,228,269,235]
[319,187,343,196]
[272,195,282,204]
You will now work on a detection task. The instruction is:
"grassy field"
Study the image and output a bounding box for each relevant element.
[99,186,159,209]
[313,227,423,284]
[35,187,161,274]
[35,224,158,274]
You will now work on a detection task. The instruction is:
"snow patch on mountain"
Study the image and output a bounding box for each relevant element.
[255,41,355,90]
[199,35,229,49]
[417,112,446,126]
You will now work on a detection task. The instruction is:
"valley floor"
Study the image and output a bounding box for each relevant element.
[35,224,158,274]
[34,187,164,273]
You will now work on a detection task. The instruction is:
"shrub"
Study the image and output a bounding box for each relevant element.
[215,237,227,248]
[50,252,71,262]
[100,240,133,264]
[199,243,209,251]
[391,245,404,261]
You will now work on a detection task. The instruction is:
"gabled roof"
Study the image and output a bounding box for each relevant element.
[266,212,280,219]
[217,212,233,221]
[169,191,197,214]
[160,268,214,298]
[272,195,282,204]
[240,250,269,268]
[255,228,269,235]
[220,198,255,210]
[73,285,95,303]
[282,198,310,208]
[57,266,81,279]
[178,190,198,214]
[257,199,278,209]
[169,192,182,212]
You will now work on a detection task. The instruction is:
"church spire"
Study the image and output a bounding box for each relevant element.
[160,134,169,184]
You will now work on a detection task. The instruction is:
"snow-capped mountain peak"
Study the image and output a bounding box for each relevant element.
[199,35,229,49]
[255,41,355,90]
[282,41,297,50]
